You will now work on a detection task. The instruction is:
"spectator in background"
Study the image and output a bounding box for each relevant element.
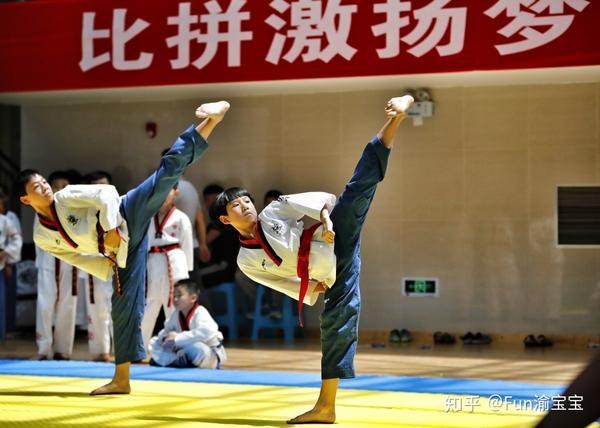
[0,210,22,340]
[81,170,115,362]
[33,171,79,360]
[85,170,112,186]
[64,169,83,185]
[142,183,194,352]
[161,149,211,276]
[198,184,239,288]
[0,188,22,334]
[148,279,225,369]
[0,189,21,235]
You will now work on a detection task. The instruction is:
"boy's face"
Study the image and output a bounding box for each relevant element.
[173,286,197,313]
[20,174,53,209]
[220,195,257,231]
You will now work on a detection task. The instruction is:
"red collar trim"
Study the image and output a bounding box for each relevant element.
[154,205,176,235]
[255,221,282,266]
[178,303,200,331]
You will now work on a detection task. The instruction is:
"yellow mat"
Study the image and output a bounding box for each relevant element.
[0,374,580,427]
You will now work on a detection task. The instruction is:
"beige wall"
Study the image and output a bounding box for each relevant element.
[21,82,600,334]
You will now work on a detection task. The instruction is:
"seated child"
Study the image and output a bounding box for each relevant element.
[149,279,226,368]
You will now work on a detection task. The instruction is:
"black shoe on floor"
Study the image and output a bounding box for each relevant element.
[461,331,474,345]
[389,329,402,343]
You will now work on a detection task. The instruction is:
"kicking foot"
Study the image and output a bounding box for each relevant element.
[287,408,335,424]
[195,101,230,121]
[385,95,414,118]
[90,380,131,395]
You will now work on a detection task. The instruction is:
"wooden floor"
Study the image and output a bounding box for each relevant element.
[1,331,597,386]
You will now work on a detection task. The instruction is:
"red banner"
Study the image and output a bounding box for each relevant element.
[0,0,598,93]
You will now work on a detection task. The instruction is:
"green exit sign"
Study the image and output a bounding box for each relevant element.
[402,278,439,296]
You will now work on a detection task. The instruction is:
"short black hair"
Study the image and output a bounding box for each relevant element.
[203,183,224,197]
[175,279,200,297]
[15,169,42,198]
[65,169,82,185]
[85,170,113,184]
[209,187,254,228]
[48,170,70,186]
[264,189,283,201]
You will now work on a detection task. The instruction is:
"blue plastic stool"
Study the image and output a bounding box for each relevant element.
[251,285,295,342]
[208,282,238,341]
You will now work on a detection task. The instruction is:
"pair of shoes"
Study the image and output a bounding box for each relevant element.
[53,353,70,361]
[461,332,492,345]
[389,329,412,343]
[433,331,456,344]
[524,334,553,348]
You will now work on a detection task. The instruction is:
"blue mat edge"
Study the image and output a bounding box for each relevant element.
[0,359,565,399]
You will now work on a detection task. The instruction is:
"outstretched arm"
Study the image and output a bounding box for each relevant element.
[377,95,414,149]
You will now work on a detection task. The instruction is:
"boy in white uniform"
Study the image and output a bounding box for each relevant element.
[34,171,79,360]
[211,96,413,423]
[0,213,22,339]
[142,184,194,350]
[17,101,229,394]
[34,244,79,359]
[82,170,115,362]
[149,279,225,368]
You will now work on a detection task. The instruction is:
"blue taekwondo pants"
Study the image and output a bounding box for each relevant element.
[112,126,208,364]
[320,136,390,379]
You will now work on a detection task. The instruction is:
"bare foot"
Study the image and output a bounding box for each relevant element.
[90,380,131,395]
[195,101,230,121]
[385,95,414,118]
[287,407,335,424]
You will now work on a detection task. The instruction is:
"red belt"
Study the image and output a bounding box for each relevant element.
[148,243,181,306]
[149,244,181,253]
[296,223,322,327]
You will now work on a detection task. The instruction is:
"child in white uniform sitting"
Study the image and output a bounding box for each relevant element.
[149,279,225,369]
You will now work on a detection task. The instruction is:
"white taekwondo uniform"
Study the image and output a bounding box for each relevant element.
[236,192,337,318]
[82,271,113,356]
[33,184,128,282]
[34,240,79,357]
[0,213,21,270]
[149,303,225,368]
[141,205,193,350]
